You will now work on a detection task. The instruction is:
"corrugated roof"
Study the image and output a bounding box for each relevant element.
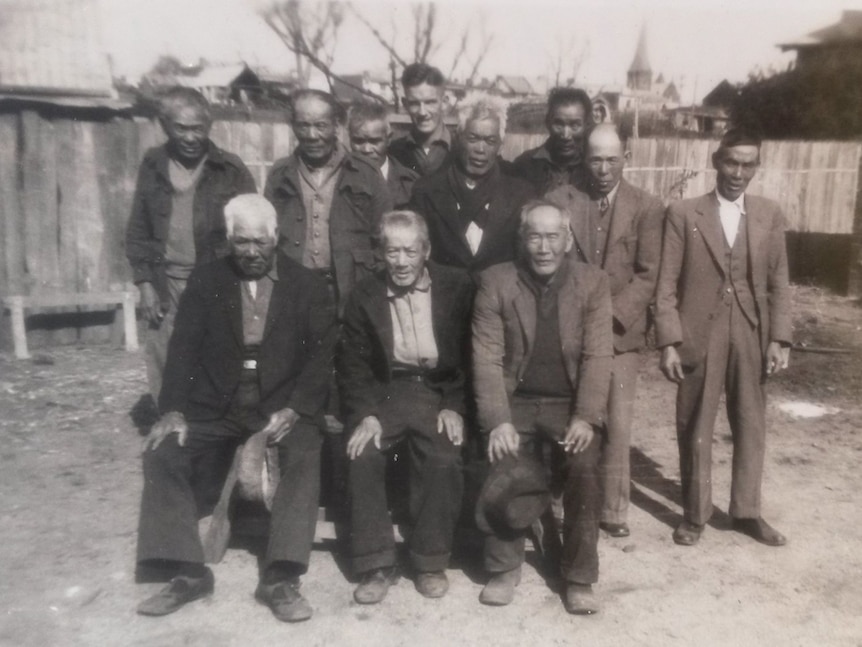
[0,0,115,98]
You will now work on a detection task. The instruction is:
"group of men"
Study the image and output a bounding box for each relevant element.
[127,62,791,623]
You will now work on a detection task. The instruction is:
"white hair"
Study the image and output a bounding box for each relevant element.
[456,92,509,139]
[224,194,277,238]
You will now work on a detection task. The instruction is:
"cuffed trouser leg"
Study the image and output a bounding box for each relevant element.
[560,436,601,584]
[348,440,397,575]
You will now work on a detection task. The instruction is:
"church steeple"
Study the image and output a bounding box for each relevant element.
[627,24,652,92]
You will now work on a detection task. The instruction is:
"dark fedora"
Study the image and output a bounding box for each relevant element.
[475,452,551,534]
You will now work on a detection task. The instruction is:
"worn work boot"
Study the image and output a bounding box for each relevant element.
[415,571,449,598]
[353,567,400,605]
[136,568,214,616]
[564,583,599,615]
[255,579,313,622]
[479,566,522,606]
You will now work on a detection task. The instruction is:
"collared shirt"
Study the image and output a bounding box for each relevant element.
[588,181,621,266]
[164,155,207,278]
[715,189,746,246]
[240,263,279,347]
[387,268,438,369]
[380,157,390,181]
[390,126,451,177]
[297,146,347,269]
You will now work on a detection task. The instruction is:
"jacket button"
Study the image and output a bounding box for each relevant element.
[294,241,300,246]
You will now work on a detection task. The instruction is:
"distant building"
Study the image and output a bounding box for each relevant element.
[489,75,535,98]
[177,63,262,106]
[779,10,862,73]
[331,72,393,106]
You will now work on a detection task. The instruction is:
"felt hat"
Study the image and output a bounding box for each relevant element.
[236,429,280,511]
[475,452,551,534]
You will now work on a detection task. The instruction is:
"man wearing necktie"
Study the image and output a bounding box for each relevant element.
[337,211,474,604]
[655,128,791,548]
[546,124,664,539]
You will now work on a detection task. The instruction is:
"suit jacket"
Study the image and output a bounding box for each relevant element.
[386,155,419,208]
[655,191,792,367]
[408,164,534,273]
[125,142,256,304]
[510,140,588,197]
[547,179,665,353]
[472,259,613,433]
[263,151,393,306]
[159,252,337,421]
[336,262,474,431]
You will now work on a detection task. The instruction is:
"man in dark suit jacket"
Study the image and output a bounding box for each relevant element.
[472,200,613,614]
[348,101,420,208]
[135,194,336,622]
[547,124,664,538]
[655,129,791,548]
[337,210,474,604]
[409,93,533,276]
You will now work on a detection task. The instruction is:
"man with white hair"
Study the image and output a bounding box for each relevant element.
[337,210,474,604]
[135,194,336,623]
[409,93,533,275]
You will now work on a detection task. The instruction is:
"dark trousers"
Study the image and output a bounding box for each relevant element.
[676,301,766,525]
[348,378,463,574]
[483,396,601,584]
[136,371,322,575]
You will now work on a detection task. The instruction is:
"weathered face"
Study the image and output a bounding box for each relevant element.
[163,104,211,165]
[402,83,445,136]
[713,145,760,201]
[229,219,277,279]
[586,129,626,195]
[349,118,388,167]
[383,224,430,287]
[457,116,502,178]
[521,205,573,277]
[293,96,338,165]
[547,102,587,162]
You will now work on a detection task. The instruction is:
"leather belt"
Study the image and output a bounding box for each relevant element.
[242,359,258,370]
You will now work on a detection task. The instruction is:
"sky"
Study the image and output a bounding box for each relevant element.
[101,0,862,102]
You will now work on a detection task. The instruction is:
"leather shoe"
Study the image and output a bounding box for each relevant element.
[599,522,630,538]
[255,579,313,622]
[137,568,214,616]
[415,571,449,599]
[353,567,399,605]
[479,567,521,606]
[732,517,787,547]
[564,583,599,615]
[673,520,704,546]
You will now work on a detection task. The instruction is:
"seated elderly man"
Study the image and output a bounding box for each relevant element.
[135,194,336,623]
[348,101,419,208]
[337,210,474,603]
[409,93,533,275]
[472,200,613,614]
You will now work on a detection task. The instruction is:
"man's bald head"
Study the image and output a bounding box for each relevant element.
[585,124,627,195]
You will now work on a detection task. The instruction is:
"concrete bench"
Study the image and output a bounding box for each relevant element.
[2,291,139,359]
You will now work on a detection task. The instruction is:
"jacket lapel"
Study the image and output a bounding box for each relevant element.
[605,181,636,256]
[695,193,726,273]
[365,277,395,369]
[430,182,473,263]
[222,268,244,347]
[565,187,593,264]
[512,278,537,375]
[744,196,768,273]
[557,262,581,383]
[262,256,292,342]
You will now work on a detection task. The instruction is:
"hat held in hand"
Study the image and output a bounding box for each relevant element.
[475,452,551,534]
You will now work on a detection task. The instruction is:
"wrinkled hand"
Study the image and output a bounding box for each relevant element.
[139,282,164,325]
[437,409,464,446]
[559,418,594,454]
[487,422,519,463]
[144,411,188,451]
[660,345,685,383]
[347,416,383,460]
[765,341,790,376]
[261,407,299,445]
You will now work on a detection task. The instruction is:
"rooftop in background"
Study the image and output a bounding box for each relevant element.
[0,0,124,107]
[779,9,862,50]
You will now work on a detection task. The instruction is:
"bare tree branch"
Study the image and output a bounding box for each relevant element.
[347,3,408,68]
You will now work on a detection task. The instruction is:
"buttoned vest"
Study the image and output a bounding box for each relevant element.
[720,222,758,326]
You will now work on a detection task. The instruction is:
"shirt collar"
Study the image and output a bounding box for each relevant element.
[599,181,621,205]
[380,157,390,180]
[298,143,347,175]
[386,267,431,297]
[715,188,746,214]
[407,123,451,149]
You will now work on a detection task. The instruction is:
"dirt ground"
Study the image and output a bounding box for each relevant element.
[1,285,861,647]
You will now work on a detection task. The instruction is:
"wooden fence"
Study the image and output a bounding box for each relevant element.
[1,111,859,305]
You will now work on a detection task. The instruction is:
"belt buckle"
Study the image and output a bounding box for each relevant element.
[242,359,258,370]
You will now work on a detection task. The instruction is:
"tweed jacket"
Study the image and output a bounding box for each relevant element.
[408,163,534,274]
[472,259,613,432]
[336,262,474,431]
[263,151,392,305]
[159,252,337,421]
[125,142,256,303]
[547,179,665,353]
[655,191,792,367]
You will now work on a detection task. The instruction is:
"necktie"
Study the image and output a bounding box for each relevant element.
[599,196,610,214]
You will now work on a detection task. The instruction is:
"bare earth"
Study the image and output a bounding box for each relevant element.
[1,286,861,647]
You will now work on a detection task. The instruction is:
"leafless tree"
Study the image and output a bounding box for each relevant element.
[547,33,590,88]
